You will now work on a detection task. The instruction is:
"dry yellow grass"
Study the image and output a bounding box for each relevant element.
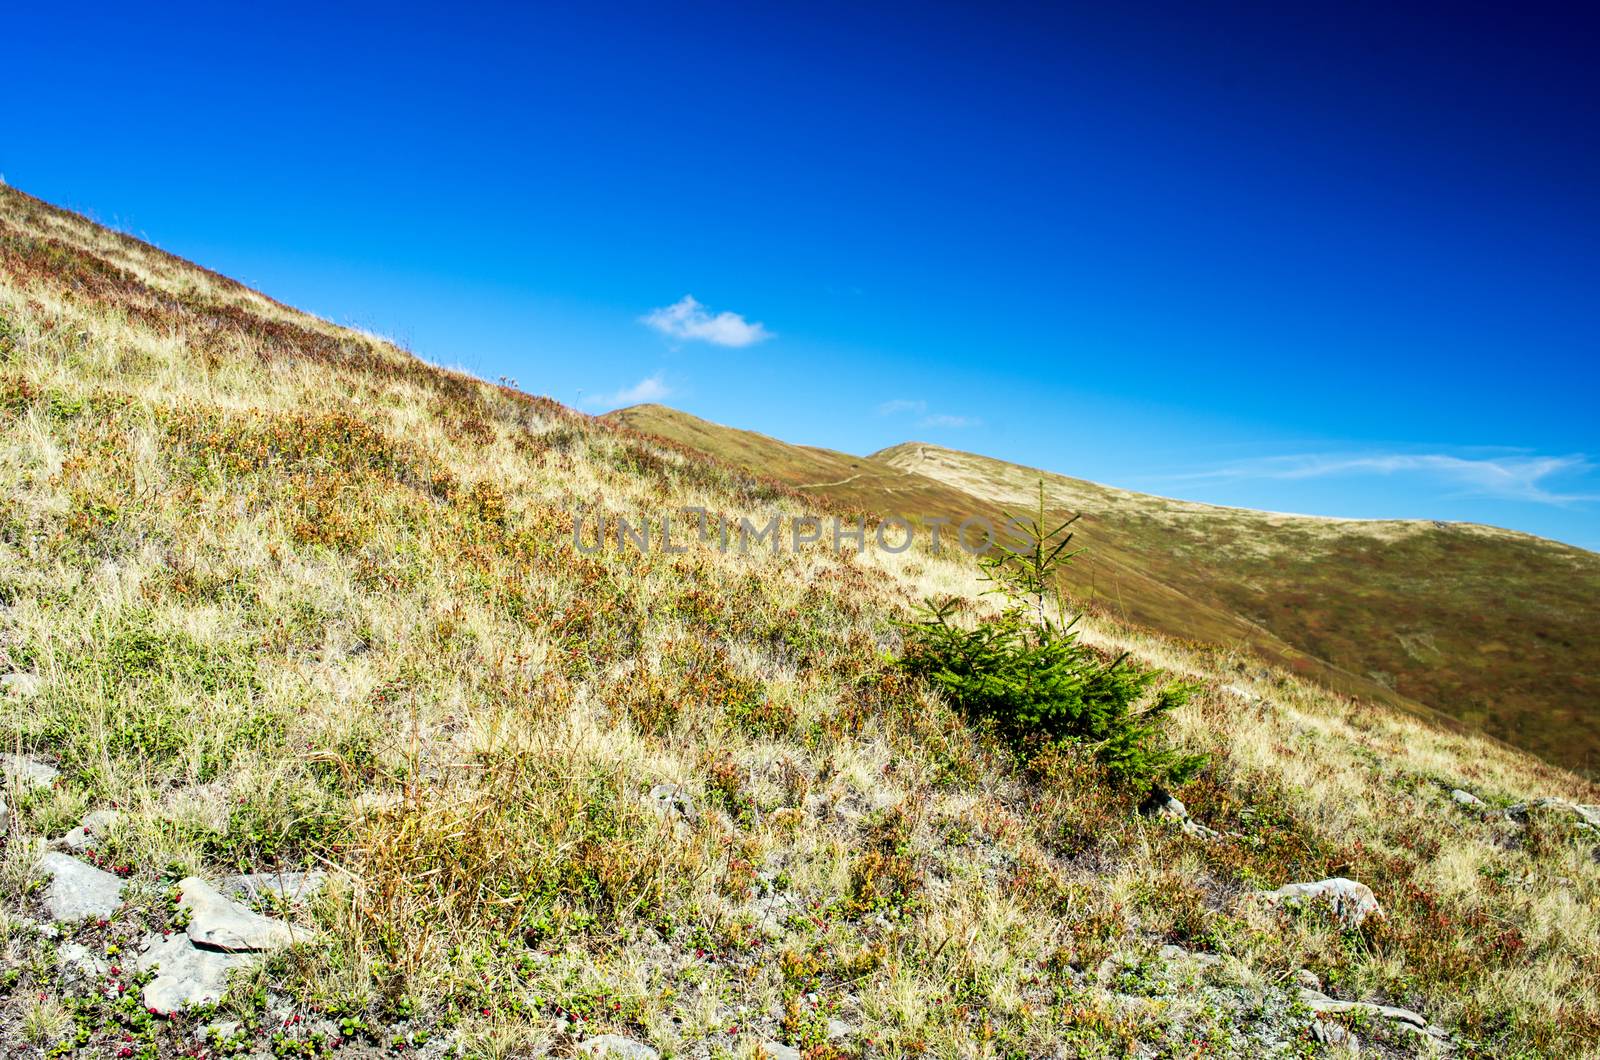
[1,184,1597,1058]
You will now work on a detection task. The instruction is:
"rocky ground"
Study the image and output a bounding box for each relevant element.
[10,739,1542,1057]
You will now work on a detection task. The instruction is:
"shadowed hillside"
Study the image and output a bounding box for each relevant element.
[4,185,1599,1058]
[607,405,1600,774]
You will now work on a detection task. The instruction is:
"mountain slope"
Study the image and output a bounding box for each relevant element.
[607,405,1600,774]
[879,442,1600,772]
[3,185,1599,1057]
[602,404,1350,665]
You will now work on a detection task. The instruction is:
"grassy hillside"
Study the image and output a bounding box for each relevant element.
[606,406,1600,775]
[3,184,1600,1059]
[601,407,1358,693]
[878,443,1600,771]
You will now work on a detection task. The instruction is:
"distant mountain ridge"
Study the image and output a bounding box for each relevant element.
[606,403,1600,774]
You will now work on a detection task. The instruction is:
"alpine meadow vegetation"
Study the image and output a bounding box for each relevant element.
[607,406,1600,777]
[0,184,1598,1059]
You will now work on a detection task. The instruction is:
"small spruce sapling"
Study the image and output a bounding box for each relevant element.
[900,483,1203,793]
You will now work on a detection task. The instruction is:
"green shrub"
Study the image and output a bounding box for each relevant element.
[900,485,1203,794]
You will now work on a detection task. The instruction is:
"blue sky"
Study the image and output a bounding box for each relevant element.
[7,2,1599,548]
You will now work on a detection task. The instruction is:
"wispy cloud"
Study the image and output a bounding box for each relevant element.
[582,372,671,410]
[642,295,772,347]
[878,398,981,430]
[1178,451,1600,505]
[921,413,981,429]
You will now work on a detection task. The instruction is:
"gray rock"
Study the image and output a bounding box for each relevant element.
[1311,1020,1359,1054]
[61,809,122,852]
[1293,968,1322,991]
[1506,798,1600,830]
[748,891,797,938]
[1181,818,1224,840]
[137,932,256,1014]
[578,1035,658,1059]
[831,787,897,824]
[1264,878,1382,928]
[6,913,57,940]
[82,809,121,832]
[220,870,328,906]
[177,876,301,952]
[1141,790,1229,840]
[1158,943,1224,968]
[1392,1021,1453,1043]
[57,941,109,982]
[200,1020,242,1042]
[646,784,697,824]
[1298,989,1426,1028]
[1144,793,1188,821]
[1,753,58,792]
[826,1018,854,1039]
[1450,789,1485,808]
[0,673,40,699]
[758,1045,801,1060]
[36,851,124,921]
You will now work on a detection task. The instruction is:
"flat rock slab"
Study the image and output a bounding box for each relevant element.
[177,875,300,952]
[1264,877,1382,928]
[579,1035,659,1059]
[2,753,59,792]
[37,851,124,921]
[1299,989,1429,1028]
[0,673,41,699]
[220,870,328,906]
[1158,943,1227,968]
[758,1045,801,1060]
[1506,798,1600,829]
[137,932,257,1015]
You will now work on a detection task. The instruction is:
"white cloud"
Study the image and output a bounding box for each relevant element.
[1179,451,1600,505]
[920,413,981,429]
[642,295,772,347]
[582,372,671,410]
[877,398,979,429]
